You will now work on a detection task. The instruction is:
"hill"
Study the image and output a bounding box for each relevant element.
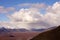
[30,25,60,40]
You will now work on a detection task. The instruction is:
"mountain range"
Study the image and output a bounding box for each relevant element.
[0,27,46,33]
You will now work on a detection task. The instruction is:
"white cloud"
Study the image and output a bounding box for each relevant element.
[8,8,43,22]
[0,2,60,29]
[0,6,15,13]
[45,2,60,26]
[6,8,43,29]
[0,22,29,29]
[17,3,47,9]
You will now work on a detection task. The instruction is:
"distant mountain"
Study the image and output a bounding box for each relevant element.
[0,27,9,32]
[0,27,53,33]
[31,29,45,32]
[19,28,29,32]
[0,27,29,33]
[0,27,46,32]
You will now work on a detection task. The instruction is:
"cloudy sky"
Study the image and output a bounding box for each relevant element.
[0,0,60,29]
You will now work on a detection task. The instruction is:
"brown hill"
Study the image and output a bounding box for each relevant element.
[31,26,60,40]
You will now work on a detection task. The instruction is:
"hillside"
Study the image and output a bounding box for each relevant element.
[31,26,60,40]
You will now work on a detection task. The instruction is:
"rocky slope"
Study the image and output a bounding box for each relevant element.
[31,25,60,40]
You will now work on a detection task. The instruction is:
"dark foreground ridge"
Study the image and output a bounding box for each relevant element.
[31,25,60,40]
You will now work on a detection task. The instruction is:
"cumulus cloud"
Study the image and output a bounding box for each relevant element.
[0,2,60,29]
[45,2,60,26]
[8,8,43,22]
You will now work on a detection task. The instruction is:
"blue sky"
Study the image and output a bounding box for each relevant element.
[0,0,59,7]
[0,0,60,21]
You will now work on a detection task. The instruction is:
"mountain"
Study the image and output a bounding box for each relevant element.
[0,26,56,33]
[0,27,29,33]
[30,25,60,40]
[0,27,10,32]
[31,28,45,32]
[19,28,29,32]
[0,27,46,32]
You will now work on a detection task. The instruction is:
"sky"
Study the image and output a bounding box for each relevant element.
[0,0,59,21]
[0,0,60,29]
[0,0,59,6]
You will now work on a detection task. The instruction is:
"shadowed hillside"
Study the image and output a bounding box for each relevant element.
[31,25,60,40]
